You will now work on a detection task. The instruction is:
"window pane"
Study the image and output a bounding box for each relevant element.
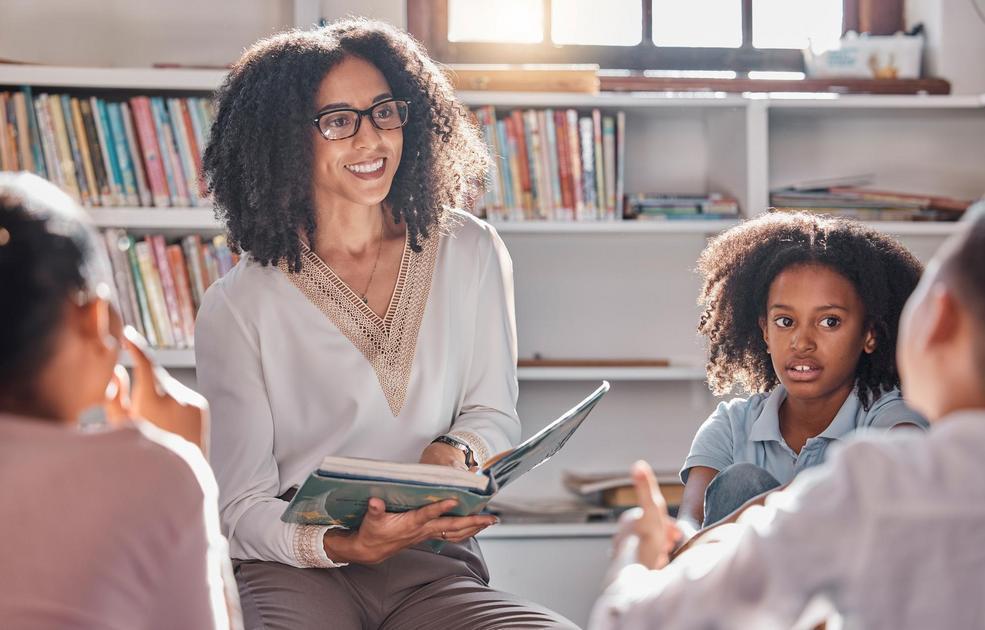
[447,0,544,43]
[753,0,842,50]
[652,0,742,48]
[552,0,642,46]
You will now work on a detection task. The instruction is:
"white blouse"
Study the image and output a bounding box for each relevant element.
[195,210,520,569]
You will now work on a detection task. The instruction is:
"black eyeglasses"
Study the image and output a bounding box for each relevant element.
[312,98,410,140]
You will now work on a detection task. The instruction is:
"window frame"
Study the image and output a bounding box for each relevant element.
[407,0,807,73]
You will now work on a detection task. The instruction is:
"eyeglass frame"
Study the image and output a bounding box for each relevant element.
[311,98,411,141]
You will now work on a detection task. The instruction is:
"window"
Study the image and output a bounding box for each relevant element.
[409,0,844,73]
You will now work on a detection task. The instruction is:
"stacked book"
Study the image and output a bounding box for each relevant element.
[102,229,237,349]
[624,192,740,221]
[770,184,971,222]
[0,88,214,207]
[470,105,625,222]
[563,470,685,517]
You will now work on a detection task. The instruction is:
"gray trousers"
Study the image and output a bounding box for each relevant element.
[233,538,579,629]
[703,462,782,527]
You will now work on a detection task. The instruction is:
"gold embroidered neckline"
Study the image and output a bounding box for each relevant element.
[278,233,439,416]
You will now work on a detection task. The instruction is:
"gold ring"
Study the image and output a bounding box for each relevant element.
[440,531,447,540]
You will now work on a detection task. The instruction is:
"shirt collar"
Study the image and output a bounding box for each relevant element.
[748,384,863,443]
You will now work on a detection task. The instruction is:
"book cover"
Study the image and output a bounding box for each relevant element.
[578,116,597,218]
[282,382,610,531]
[553,110,573,221]
[507,111,532,218]
[522,110,541,220]
[602,115,616,219]
[615,111,626,220]
[495,118,515,214]
[79,99,110,204]
[120,102,152,207]
[592,109,606,220]
[542,109,562,219]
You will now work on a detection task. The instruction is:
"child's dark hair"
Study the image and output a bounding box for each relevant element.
[203,18,490,272]
[0,174,110,395]
[697,212,923,409]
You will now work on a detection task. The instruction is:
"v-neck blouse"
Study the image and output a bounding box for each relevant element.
[195,210,520,568]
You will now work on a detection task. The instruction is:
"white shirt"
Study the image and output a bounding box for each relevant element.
[195,210,520,568]
[590,410,985,630]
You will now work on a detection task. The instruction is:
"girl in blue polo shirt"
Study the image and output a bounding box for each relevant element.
[677,212,928,535]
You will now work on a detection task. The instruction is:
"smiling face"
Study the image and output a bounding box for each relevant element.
[760,263,876,403]
[310,56,404,211]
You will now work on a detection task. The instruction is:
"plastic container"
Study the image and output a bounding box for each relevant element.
[804,31,923,79]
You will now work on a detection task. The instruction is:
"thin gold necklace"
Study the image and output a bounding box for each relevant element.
[360,216,385,304]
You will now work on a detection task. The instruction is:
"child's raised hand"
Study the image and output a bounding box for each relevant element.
[118,326,210,453]
[631,460,682,570]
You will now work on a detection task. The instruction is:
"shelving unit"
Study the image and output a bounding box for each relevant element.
[5,61,982,630]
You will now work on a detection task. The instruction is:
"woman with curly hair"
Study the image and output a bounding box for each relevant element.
[675,212,928,537]
[195,19,576,629]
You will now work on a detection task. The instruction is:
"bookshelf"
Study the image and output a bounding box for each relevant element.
[4,62,981,629]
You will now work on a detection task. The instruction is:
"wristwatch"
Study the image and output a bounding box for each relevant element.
[431,434,478,467]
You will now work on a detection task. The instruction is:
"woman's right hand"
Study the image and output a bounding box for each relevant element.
[323,498,498,565]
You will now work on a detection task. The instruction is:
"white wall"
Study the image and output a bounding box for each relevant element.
[0,0,406,68]
[907,0,985,94]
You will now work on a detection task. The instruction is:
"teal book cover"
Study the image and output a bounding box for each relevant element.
[281,382,609,531]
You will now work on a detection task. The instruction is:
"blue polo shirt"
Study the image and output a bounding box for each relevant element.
[680,385,927,484]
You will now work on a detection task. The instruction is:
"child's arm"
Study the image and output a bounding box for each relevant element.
[676,466,717,540]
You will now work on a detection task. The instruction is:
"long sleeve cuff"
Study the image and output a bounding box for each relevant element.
[448,429,494,466]
[293,524,349,568]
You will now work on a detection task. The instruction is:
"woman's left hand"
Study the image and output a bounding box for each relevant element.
[419,442,473,471]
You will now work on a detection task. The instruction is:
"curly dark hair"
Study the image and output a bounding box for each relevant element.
[696,212,923,409]
[202,18,489,270]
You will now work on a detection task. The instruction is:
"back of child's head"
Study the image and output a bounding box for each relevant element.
[0,173,114,395]
[937,202,985,381]
[697,211,923,408]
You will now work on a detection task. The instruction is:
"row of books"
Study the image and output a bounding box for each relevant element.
[0,88,214,208]
[624,193,740,221]
[102,229,237,349]
[770,184,971,222]
[471,106,625,222]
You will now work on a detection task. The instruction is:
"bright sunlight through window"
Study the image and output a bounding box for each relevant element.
[552,0,642,46]
[448,0,543,43]
[753,0,842,50]
[652,0,742,48]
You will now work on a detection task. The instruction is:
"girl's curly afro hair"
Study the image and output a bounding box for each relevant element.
[202,19,489,271]
[696,211,923,409]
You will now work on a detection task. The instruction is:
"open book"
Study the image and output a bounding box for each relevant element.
[281,381,609,529]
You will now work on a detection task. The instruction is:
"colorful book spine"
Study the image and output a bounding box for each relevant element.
[133,239,172,347]
[578,117,596,218]
[69,97,100,207]
[120,102,152,207]
[565,109,585,221]
[150,97,190,206]
[502,116,525,222]
[129,97,170,207]
[615,111,626,219]
[102,229,144,337]
[107,102,140,206]
[91,97,122,205]
[167,98,200,206]
[603,115,617,220]
[166,243,197,345]
[21,87,46,178]
[149,234,187,348]
[178,99,204,202]
[592,109,606,220]
[79,99,110,204]
[495,118,515,214]
[181,234,207,308]
[553,110,573,221]
[12,92,34,173]
[58,95,89,205]
[48,95,83,202]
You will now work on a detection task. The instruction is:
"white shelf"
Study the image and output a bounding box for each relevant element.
[89,208,222,230]
[517,366,705,381]
[458,90,747,109]
[476,522,617,539]
[762,93,985,109]
[0,64,224,91]
[491,220,738,234]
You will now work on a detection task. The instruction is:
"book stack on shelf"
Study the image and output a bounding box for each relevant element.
[102,229,236,349]
[563,470,685,518]
[470,105,625,222]
[770,176,972,222]
[624,192,740,222]
[0,88,214,208]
